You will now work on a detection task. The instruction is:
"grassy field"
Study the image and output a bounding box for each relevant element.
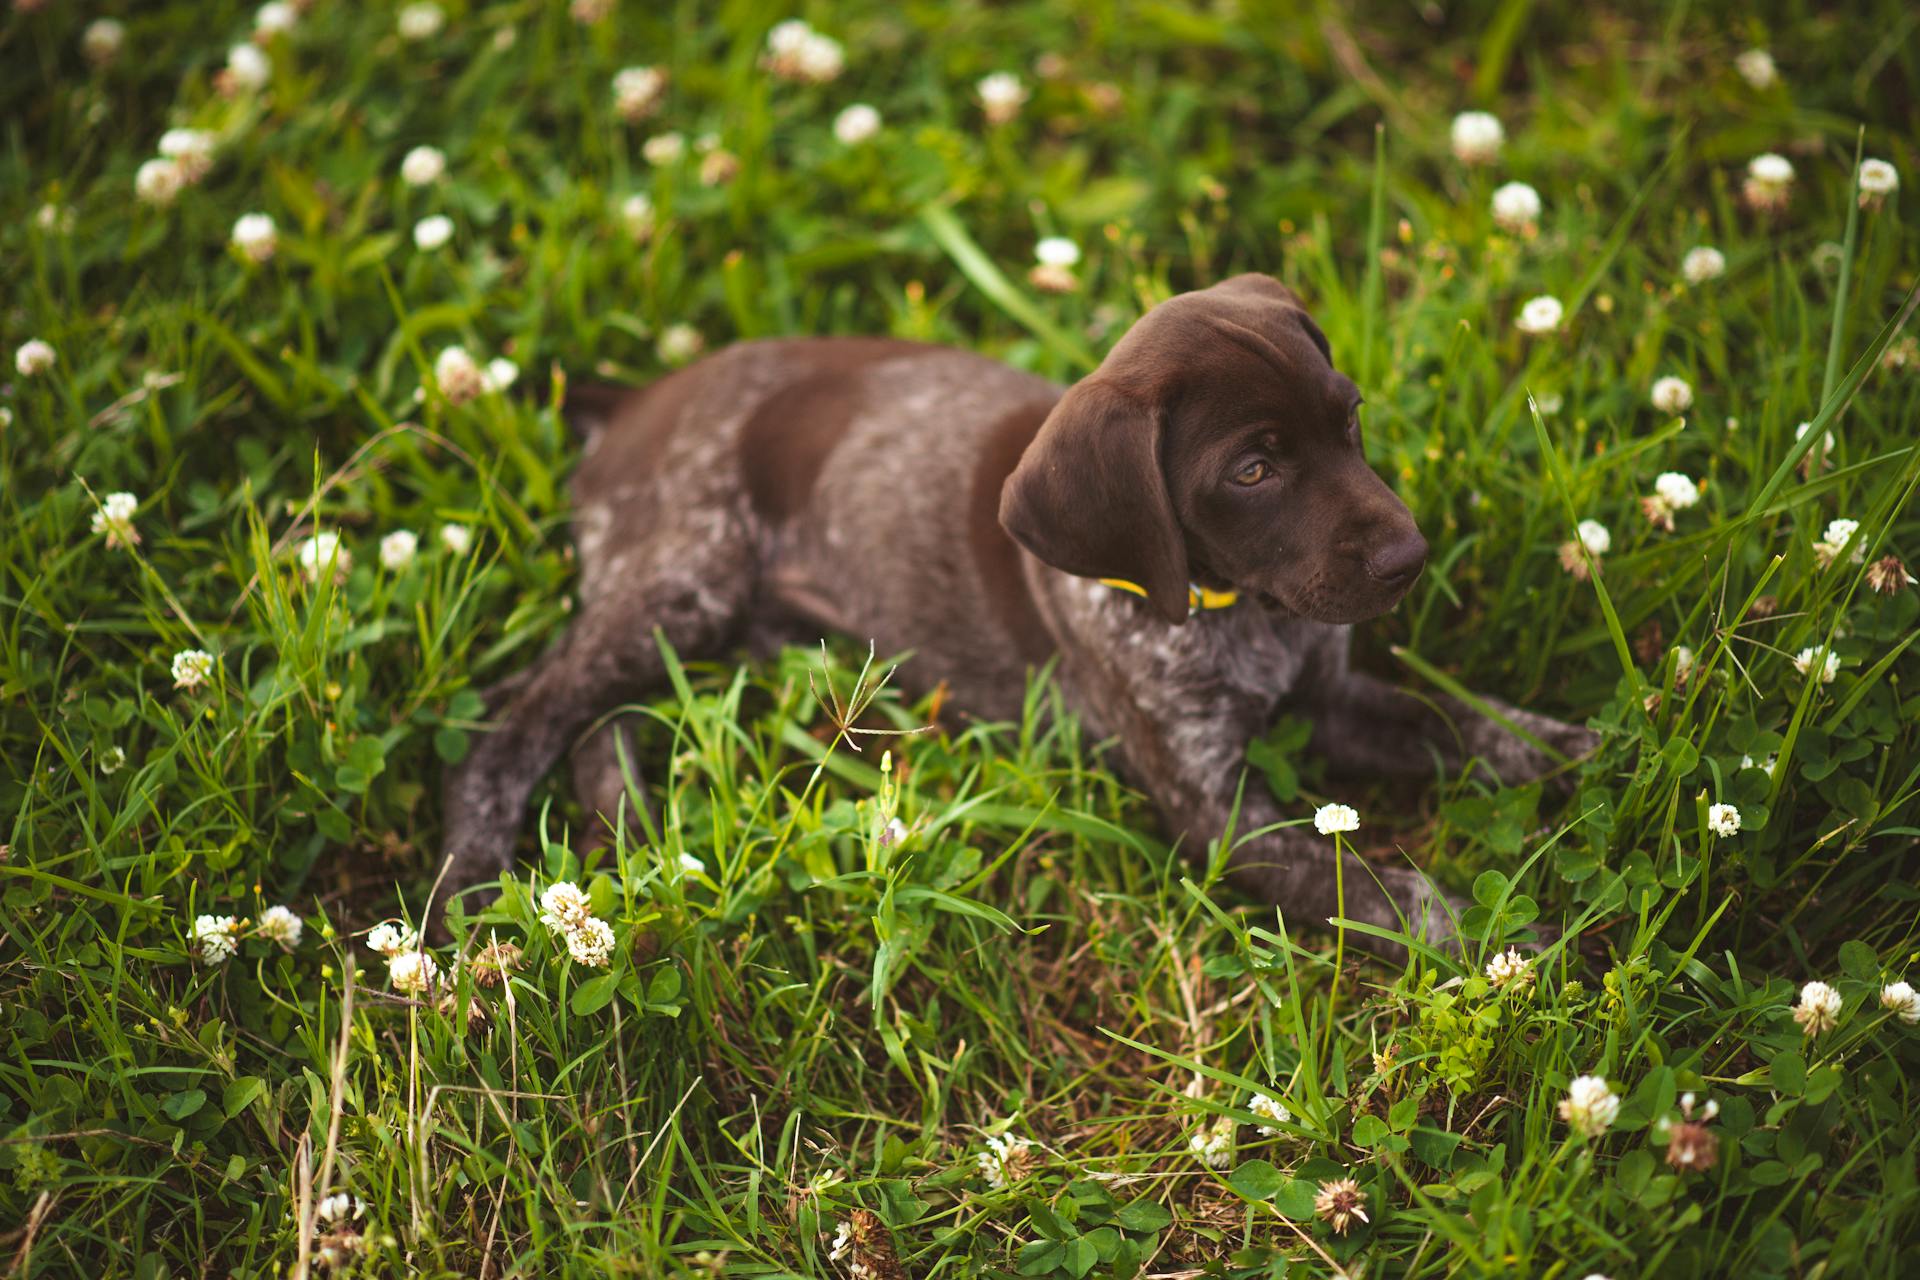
[5,1,1920,1276]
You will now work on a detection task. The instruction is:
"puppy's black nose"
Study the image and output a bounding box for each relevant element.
[1366,530,1428,585]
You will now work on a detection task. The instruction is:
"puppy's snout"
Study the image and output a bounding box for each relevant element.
[1365,529,1428,586]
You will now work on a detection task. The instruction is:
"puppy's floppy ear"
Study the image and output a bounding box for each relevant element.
[999,379,1191,625]
[1213,272,1333,368]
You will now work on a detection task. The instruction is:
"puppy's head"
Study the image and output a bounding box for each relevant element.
[1000,273,1426,626]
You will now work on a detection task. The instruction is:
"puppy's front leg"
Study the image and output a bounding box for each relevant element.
[1306,668,1597,786]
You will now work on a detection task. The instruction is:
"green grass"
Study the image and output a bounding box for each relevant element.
[5,2,1920,1276]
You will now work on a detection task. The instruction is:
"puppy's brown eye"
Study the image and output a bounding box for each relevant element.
[1232,460,1271,486]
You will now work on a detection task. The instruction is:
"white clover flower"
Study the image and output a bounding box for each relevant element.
[1485,947,1533,989]
[295,531,351,583]
[612,66,667,122]
[1558,1074,1619,1137]
[15,339,56,377]
[1740,754,1778,777]
[388,948,441,994]
[226,43,271,92]
[1735,49,1778,90]
[621,193,656,240]
[1706,803,1741,837]
[539,881,593,933]
[439,523,473,555]
[401,146,446,187]
[1516,295,1563,336]
[1879,981,1920,1024]
[1792,646,1840,684]
[1248,1091,1291,1136]
[365,921,418,957]
[136,157,186,206]
[975,1132,1037,1188]
[171,649,215,690]
[834,103,881,145]
[657,323,705,366]
[231,212,278,264]
[766,19,812,58]
[827,1219,854,1262]
[35,202,73,234]
[1491,181,1542,232]
[257,904,303,950]
[255,2,298,37]
[413,214,454,251]
[1577,519,1611,556]
[83,18,126,65]
[90,491,140,548]
[977,72,1029,125]
[1792,980,1842,1036]
[1858,158,1898,201]
[100,745,128,775]
[398,2,445,41]
[1812,517,1863,568]
[1672,645,1696,684]
[1682,246,1726,284]
[642,132,686,166]
[793,32,844,83]
[1035,236,1081,268]
[158,128,216,183]
[678,852,708,875]
[1449,111,1504,165]
[1188,1116,1234,1168]
[433,346,486,404]
[193,913,242,964]
[1313,802,1359,835]
[1654,472,1700,511]
[315,1193,362,1224]
[565,916,617,967]
[1650,376,1693,415]
[1744,153,1795,211]
[378,529,418,570]
[484,358,518,393]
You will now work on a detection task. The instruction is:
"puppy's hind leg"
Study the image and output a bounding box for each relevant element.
[571,710,654,854]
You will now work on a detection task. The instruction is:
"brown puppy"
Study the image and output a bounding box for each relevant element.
[442,275,1594,941]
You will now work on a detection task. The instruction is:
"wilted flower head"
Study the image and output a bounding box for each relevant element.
[231,212,277,264]
[1248,1091,1291,1135]
[1792,980,1842,1035]
[192,913,242,964]
[400,145,446,187]
[83,18,126,65]
[136,158,186,206]
[257,905,303,950]
[366,921,418,957]
[1735,49,1778,89]
[171,649,215,690]
[1485,947,1534,990]
[1661,1093,1721,1171]
[1858,158,1899,206]
[413,214,453,251]
[1188,1116,1234,1168]
[698,148,740,187]
[1865,556,1914,595]
[1559,1074,1619,1137]
[1313,802,1359,835]
[1650,376,1693,415]
[1682,246,1726,284]
[471,940,522,988]
[15,338,56,377]
[1879,981,1920,1024]
[1516,295,1563,336]
[1313,1177,1369,1235]
[612,66,667,121]
[433,346,486,404]
[975,1131,1037,1187]
[388,948,441,994]
[1792,646,1840,684]
[1812,517,1863,569]
[91,491,140,549]
[565,916,617,967]
[295,531,351,583]
[977,72,1029,125]
[1449,111,1504,165]
[1706,803,1741,837]
[1744,153,1795,212]
[656,323,705,366]
[1491,181,1542,232]
[569,0,614,22]
[226,43,271,92]
[397,2,445,41]
[834,103,881,145]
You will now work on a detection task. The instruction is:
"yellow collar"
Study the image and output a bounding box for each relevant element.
[1099,578,1241,613]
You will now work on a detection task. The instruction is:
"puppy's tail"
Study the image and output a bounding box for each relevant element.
[534,367,638,449]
